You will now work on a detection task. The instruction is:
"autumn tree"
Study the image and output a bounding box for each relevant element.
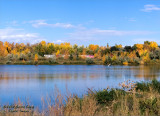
[34,54,38,62]
[0,41,8,57]
[4,41,11,53]
[135,44,143,50]
[150,41,158,51]
[115,44,122,49]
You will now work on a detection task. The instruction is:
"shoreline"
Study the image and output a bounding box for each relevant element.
[0,61,159,66]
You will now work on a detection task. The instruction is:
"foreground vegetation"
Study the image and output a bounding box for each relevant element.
[1,79,160,116]
[0,41,160,65]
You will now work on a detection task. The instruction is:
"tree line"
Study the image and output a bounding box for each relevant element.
[0,41,160,65]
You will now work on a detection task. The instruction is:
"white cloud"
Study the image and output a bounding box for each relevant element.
[141,4,160,12]
[65,29,156,44]
[0,28,45,44]
[53,40,64,44]
[30,20,75,29]
[68,29,154,39]
[5,21,18,27]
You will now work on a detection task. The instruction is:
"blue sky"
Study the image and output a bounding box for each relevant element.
[0,0,160,46]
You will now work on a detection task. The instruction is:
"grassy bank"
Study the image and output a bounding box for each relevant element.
[1,79,160,116]
[1,58,160,65]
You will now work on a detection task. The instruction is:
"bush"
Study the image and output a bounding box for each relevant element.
[136,82,150,92]
[151,79,160,93]
[139,98,158,115]
[25,61,34,65]
[95,89,116,105]
[69,54,73,60]
[117,56,124,64]
[133,57,140,64]
[150,50,160,60]
[6,60,12,64]
[19,53,27,61]
[48,58,57,64]
[6,54,14,61]
[95,89,125,105]
[6,54,18,61]
[34,61,38,65]
[155,49,160,59]
[123,61,128,65]
[103,56,112,65]
[136,79,160,93]
[150,52,155,60]
[86,58,95,65]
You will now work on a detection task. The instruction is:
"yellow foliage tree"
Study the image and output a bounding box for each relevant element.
[115,44,122,49]
[82,49,86,59]
[135,44,143,50]
[89,44,99,51]
[34,54,38,62]
[11,49,17,55]
[56,50,60,56]
[102,55,106,63]
[150,41,158,51]
[0,41,8,56]
[41,41,46,46]
[142,53,150,63]
[112,55,117,61]
[4,41,11,53]
[24,48,30,54]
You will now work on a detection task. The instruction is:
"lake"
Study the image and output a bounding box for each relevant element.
[0,65,160,108]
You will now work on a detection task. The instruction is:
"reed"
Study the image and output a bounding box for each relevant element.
[1,79,160,116]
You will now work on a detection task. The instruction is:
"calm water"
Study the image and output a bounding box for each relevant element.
[0,65,160,107]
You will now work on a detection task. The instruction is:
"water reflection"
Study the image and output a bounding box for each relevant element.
[0,65,160,107]
[0,65,160,81]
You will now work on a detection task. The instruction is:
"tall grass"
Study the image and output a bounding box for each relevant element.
[1,79,160,116]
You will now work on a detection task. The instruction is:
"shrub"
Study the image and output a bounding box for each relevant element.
[69,54,73,60]
[94,89,126,105]
[19,53,27,61]
[6,54,14,61]
[136,82,150,92]
[150,50,160,60]
[149,52,155,60]
[86,58,95,65]
[155,49,160,59]
[123,61,128,65]
[6,60,12,64]
[48,58,57,64]
[117,56,124,64]
[103,56,112,65]
[95,89,116,105]
[136,79,160,93]
[139,98,158,115]
[133,57,140,64]
[151,79,160,93]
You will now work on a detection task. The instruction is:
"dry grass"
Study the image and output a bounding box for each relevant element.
[1,80,160,116]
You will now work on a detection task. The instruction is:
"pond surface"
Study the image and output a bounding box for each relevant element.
[0,65,160,108]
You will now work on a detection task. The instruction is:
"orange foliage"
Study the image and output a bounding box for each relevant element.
[150,41,158,51]
[115,44,122,49]
[0,41,8,56]
[135,44,143,50]
[89,44,99,51]
[41,41,46,46]
[34,54,38,62]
